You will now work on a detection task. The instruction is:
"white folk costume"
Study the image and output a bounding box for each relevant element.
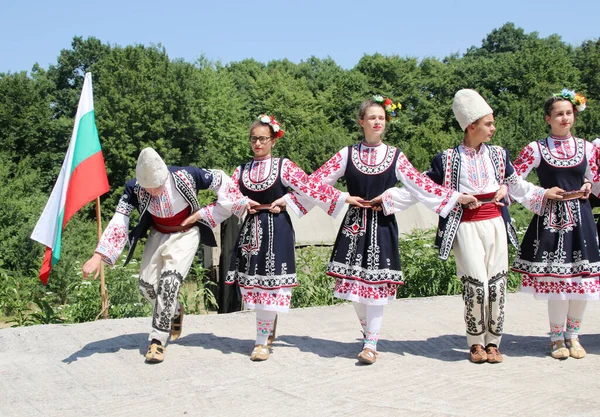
[512,136,600,343]
[97,162,243,346]
[385,89,546,354]
[225,156,346,346]
[419,143,545,349]
[307,142,459,352]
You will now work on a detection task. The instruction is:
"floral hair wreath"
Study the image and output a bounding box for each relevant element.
[373,95,402,118]
[257,114,284,138]
[553,89,587,112]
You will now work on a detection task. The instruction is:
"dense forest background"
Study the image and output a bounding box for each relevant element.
[1,23,600,324]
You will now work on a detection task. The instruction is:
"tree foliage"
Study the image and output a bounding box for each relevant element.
[1,23,599,322]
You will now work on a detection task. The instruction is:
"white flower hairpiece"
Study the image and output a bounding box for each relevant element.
[257,114,284,138]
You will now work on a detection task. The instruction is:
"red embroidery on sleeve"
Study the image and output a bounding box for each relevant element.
[513,145,536,176]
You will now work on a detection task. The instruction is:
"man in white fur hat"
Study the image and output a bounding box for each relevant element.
[83,147,248,363]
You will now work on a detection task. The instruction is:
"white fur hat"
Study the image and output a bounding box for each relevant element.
[452,89,493,131]
[136,147,169,188]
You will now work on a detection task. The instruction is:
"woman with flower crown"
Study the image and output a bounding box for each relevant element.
[512,89,600,360]
[225,114,362,362]
[302,96,476,364]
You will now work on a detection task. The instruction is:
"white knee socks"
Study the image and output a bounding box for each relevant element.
[565,300,587,340]
[255,310,277,345]
[548,299,587,341]
[359,304,383,352]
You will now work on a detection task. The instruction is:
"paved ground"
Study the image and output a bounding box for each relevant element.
[1,292,600,417]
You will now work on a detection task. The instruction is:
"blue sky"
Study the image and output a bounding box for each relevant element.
[1,0,599,74]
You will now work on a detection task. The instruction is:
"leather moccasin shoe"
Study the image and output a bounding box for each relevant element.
[550,340,569,360]
[357,348,378,365]
[145,342,165,364]
[565,338,586,359]
[485,344,504,363]
[469,344,487,363]
[250,344,270,361]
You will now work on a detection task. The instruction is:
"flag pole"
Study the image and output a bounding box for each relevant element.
[95,197,109,320]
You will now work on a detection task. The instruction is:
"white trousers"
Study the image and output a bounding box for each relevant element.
[139,227,200,345]
[453,216,508,347]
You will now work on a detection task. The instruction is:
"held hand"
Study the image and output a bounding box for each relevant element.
[82,253,102,280]
[269,197,286,213]
[580,182,592,199]
[493,185,508,206]
[247,199,260,215]
[181,210,200,227]
[458,194,479,207]
[346,195,371,209]
[366,195,383,211]
[544,186,565,200]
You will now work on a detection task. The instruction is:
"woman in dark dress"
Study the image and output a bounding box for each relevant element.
[512,90,600,359]
[226,114,359,361]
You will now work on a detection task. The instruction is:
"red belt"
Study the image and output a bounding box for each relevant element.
[153,224,193,233]
[152,207,192,233]
[462,192,501,222]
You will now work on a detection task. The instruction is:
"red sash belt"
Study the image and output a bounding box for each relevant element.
[152,207,192,233]
[461,192,501,222]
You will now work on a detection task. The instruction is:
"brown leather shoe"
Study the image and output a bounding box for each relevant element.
[469,344,487,363]
[550,340,569,360]
[250,344,270,361]
[357,348,378,364]
[145,342,165,363]
[485,344,504,363]
[565,338,586,359]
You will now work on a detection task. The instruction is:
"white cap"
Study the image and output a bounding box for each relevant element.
[136,147,169,188]
[452,89,493,131]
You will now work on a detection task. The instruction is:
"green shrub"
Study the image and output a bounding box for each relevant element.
[398,228,462,298]
[292,246,342,308]
[180,264,219,314]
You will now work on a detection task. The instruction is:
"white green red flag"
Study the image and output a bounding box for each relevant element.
[31,72,109,284]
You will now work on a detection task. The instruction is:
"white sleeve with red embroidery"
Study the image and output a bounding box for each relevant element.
[95,212,130,266]
[197,169,248,228]
[382,152,460,218]
[504,172,546,216]
[513,142,541,179]
[380,187,419,216]
[285,148,349,217]
[281,158,348,218]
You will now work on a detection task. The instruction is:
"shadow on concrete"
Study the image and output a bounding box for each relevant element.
[175,333,254,356]
[61,330,600,365]
[276,332,600,362]
[63,332,256,363]
[62,333,148,364]
[276,335,360,359]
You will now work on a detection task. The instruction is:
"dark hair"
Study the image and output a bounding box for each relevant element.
[248,120,275,138]
[544,96,575,117]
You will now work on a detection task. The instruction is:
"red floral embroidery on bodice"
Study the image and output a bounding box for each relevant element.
[462,145,490,192]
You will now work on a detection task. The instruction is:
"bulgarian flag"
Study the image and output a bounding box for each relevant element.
[31,72,109,285]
